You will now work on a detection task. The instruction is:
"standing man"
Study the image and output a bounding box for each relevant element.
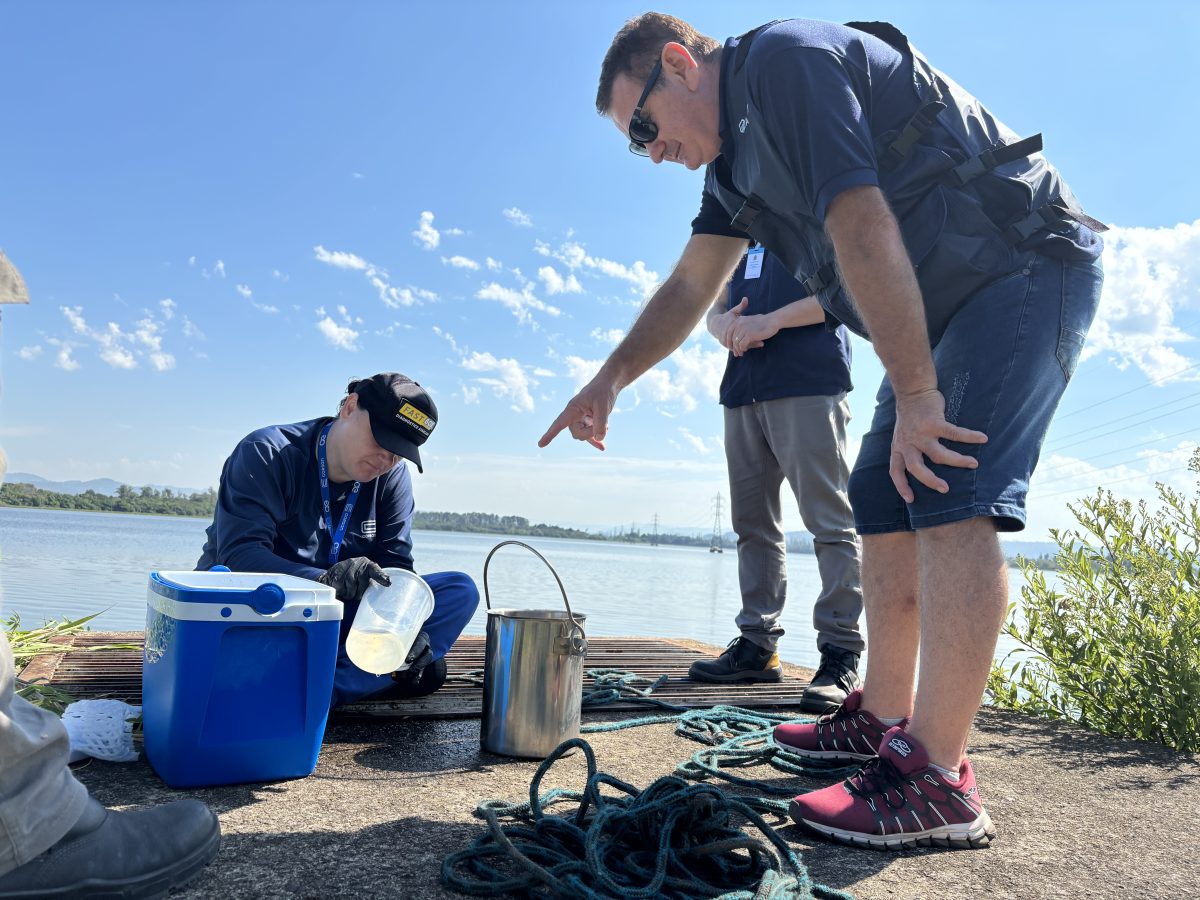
[689,247,864,715]
[198,373,479,707]
[540,14,1104,850]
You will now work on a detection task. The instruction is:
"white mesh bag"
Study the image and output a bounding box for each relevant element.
[61,699,142,763]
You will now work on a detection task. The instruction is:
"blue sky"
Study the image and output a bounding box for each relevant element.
[2,2,1198,541]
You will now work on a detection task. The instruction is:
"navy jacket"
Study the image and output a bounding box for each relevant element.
[719,250,852,408]
[196,418,415,581]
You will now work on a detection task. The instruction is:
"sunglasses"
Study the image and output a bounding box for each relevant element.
[627,58,663,156]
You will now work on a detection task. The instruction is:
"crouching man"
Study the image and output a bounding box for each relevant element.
[197,372,478,706]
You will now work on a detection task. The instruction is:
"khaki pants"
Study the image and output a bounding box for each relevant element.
[0,633,88,875]
[724,393,864,654]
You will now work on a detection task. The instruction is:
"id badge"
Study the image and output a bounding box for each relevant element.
[744,245,765,280]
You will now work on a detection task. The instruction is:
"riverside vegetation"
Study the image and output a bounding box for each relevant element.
[987,448,1200,753]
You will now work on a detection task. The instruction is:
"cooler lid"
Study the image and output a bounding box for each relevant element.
[149,571,342,623]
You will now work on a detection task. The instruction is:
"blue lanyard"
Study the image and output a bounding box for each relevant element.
[317,422,361,566]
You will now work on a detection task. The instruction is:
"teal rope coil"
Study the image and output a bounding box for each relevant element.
[584,704,858,804]
[441,737,853,899]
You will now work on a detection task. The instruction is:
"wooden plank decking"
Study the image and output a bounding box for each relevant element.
[18,632,814,718]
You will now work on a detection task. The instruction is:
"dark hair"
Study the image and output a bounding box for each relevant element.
[595,12,721,116]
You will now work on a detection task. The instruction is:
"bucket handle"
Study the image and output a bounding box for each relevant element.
[482,540,587,650]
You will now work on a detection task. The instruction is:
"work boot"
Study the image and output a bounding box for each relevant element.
[0,796,220,898]
[800,645,862,713]
[387,656,448,699]
[688,636,783,683]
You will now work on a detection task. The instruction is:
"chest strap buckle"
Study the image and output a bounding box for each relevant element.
[731,194,765,232]
[947,133,1044,187]
[879,100,947,171]
[1005,198,1109,245]
[801,262,838,296]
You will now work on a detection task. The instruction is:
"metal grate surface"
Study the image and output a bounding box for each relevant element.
[18,633,813,719]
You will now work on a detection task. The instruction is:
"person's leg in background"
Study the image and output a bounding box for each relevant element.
[769,393,865,711]
[689,402,786,683]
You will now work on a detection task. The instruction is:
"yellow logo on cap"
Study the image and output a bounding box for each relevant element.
[397,402,435,432]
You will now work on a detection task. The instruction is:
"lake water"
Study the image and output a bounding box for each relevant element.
[0,507,1030,671]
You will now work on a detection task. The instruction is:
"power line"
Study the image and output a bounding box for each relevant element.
[1038,428,1198,478]
[1045,396,1200,453]
[1056,359,1200,421]
[1034,464,1193,501]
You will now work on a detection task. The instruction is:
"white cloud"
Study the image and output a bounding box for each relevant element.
[591,327,625,346]
[159,298,176,320]
[316,310,360,351]
[503,207,533,228]
[352,171,365,179]
[632,343,726,413]
[443,255,480,271]
[563,355,604,391]
[486,257,504,272]
[272,269,289,281]
[432,325,462,355]
[214,260,226,278]
[476,282,560,327]
[48,339,79,372]
[461,351,536,412]
[315,244,436,309]
[313,245,368,270]
[538,265,583,296]
[443,227,465,237]
[462,384,481,405]
[678,428,711,455]
[412,210,440,249]
[187,256,196,266]
[1085,219,1200,381]
[535,240,659,296]
[60,306,148,371]
[133,319,175,371]
[18,345,42,360]
[182,316,205,341]
[236,284,253,299]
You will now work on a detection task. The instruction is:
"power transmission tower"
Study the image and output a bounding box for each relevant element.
[709,492,724,553]
[651,513,659,547]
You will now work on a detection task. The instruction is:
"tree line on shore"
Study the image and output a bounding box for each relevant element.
[0,482,1055,565]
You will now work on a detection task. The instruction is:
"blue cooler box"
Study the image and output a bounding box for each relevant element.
[143,571,342,788]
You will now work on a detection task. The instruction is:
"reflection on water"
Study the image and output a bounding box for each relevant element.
[0,507,1033,671]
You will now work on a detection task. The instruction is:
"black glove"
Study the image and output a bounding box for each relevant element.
[318,557,390,603]
[401,630,433,672]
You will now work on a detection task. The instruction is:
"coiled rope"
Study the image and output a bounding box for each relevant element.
[441,736,853,899]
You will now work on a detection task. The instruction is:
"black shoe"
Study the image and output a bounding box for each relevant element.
[376,656,448,700]
[800,645,862,713]
[0,796,219,898]
[688,636,784,684]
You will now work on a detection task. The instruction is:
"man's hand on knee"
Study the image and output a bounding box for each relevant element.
[890,389,987,502]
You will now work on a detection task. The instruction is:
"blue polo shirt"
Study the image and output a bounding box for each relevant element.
[718,248,852,409]
[692,19,1101,261]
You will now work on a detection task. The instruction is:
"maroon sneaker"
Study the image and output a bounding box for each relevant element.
[788,726,996,850]
[773,689,907,763]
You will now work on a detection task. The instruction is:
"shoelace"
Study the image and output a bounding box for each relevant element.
[813,648,858,690]
[847,755,909,810]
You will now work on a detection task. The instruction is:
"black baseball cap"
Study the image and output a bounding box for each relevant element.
[348,373,438,473]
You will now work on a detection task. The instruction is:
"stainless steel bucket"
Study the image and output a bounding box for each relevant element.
[479,541,588,758]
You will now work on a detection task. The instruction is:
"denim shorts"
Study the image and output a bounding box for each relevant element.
[848,253,1104,534]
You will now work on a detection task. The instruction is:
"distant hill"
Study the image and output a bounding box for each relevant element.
[1000,539,1059,559]
[5,472,207,497]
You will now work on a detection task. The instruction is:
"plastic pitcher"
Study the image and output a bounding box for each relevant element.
[344,568,435,674]
[479,541,588,758]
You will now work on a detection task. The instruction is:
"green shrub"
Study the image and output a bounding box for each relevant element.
[986,450,1200,752]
